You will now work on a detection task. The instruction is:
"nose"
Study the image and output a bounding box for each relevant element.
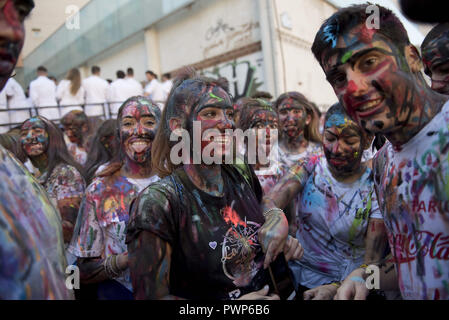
[346,70,369,97]
[217,111,233,130]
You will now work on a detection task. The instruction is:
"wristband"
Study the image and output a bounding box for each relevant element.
[263,207,283,218]
[350,276,366,284]
[359,264,369,269]
[330,282,341,288]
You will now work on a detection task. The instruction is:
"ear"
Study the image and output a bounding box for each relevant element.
[305,114,312,126]
[169,118,183,133]
[404,45,423,73]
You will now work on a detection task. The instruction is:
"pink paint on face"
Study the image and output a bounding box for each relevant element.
[20,118,49,157]
[249,110,278,157]
[278,98,308,139]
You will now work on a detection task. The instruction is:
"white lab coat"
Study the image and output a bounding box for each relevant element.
[4,78,30,124]
[161,79,173,100]
[144,79,165,110]
[82,75,109,117]
[29,76,59,120]
[108,78,135,116]
[126,77,144,97]
[56,79,85,117]
[0,87,8,132]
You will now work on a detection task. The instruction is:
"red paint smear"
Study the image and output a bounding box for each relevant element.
[357,25,376,44]
[222,206,246,227]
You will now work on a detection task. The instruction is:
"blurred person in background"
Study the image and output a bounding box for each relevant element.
[4,77,28,125]
[61,110,90,166]
[29,66,58,120]
[144,70,165,110]
[161,72,173,101]
[83,65,109,118]
[126,67,144,97]
[57,68,85,116]
[109,70,134,116]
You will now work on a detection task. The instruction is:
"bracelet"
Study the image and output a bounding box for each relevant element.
[104,255,121,279]
[263,207,283,218]
[330,282,341,288]
[350,276,366,284]
[359,264,369,269]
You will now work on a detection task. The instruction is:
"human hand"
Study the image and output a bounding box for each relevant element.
[334,268,369,300]
[283,235,304,261]
[303,284,338,300]
[238,285,280,300]
[116,252,129,271]
[259,209,289,269]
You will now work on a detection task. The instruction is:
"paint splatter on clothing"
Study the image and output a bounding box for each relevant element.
[278,142,322,169]
[255,159,286,195]
[67,142,88,166]
[373,100,449,300]
[126,164,266,299]
[289,155,381,288]
[0,146,73,299]
[69,172,159,292]
[37,163,85,208]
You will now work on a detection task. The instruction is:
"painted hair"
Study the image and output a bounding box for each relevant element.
[20,116,85,183]
[274,91,322,144]
[311,3,410,66]
[237,98,277,132]
[151,67,231,177]
[84,119,119,184]
[99,96,161,177]
[421,23,449,75]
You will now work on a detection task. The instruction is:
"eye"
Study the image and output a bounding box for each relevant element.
[345,138,359,145]
[279,109,287,115]
[226,110,234,118]
[331,73,347,88]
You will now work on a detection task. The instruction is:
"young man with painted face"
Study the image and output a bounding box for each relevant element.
[69,96,161,299]
[20,116,86,249]
[275,91,322,169]
[126,69,301,300]
[61,110,90,166]
[262,103,385,300]
[312,4,449,299]
[422,23,449,95]
[0,0,74,299]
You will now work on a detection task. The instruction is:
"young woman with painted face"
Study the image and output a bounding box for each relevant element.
[68,96,161,299]
[19,116,85,246]
[262,103,387,300]
[274,91,322,169]
[126,69,300,300]
[61,110,90,166]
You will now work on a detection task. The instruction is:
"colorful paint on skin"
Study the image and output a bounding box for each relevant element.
[278,98,308,142]
[422,25,449,95]
[20,117,49,159]
[0,0,32,88]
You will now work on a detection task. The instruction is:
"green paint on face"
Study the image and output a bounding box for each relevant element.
[341,50,353,64]
[354,151,359,158]
[209,92,224,102]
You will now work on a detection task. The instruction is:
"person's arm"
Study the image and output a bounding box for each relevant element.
[57,196,81,243]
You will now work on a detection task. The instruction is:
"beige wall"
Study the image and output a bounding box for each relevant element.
[22,0,90,59]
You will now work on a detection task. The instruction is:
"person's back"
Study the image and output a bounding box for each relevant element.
[125,77,143,97]
[30,72,58,120]
[82,68,109,117]
[0,88,8,132]
[4,78,29,124]
[0,145,73,299]
[109,77,132,115]
[57,69,85,117]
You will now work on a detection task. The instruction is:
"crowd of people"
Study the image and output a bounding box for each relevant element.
[1,0,449,300]
[0,64,173,131]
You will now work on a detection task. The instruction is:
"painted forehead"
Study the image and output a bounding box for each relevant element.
[278,97,307,110]
[195,85,232,111]
[325,109,358,132]
[422,31,449,67]
[121,99,161,121]
[21,117,45,130]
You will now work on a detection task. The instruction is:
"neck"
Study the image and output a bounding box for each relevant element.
[30,153,49,173]
[183,163,224,196]
[281,132,308,154]
[386,82,447,149]
[328,162,366,183]
[121,156,153,179]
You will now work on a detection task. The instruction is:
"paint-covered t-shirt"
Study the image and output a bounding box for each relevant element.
[38,163,85,211]
[67,142,88,166]
[0,146,73,299]
[255,160,286,195]
[69,171,159,292]
[278,141,322,169]
[126,164,267,300]
[373,100,449,299]
[288,155,382,288]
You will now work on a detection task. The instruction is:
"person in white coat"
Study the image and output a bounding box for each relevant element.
[0,87,8,133]
[161,73,173,101]
[4,77,30,125]
[126,68,143,97]
[144,70,165,110]
[108,70,134,116]
[56,68,85,117]
[82,66,109,118]
[29,66,59,120]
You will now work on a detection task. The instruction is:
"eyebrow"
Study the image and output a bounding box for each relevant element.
[196,103,233,113]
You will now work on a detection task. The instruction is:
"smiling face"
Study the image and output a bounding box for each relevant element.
[119,100,159,163]
[192,86,234,161]
[321,23,420,135]
[278,98,310,140]
[422,30,449,95]
[20,118,49,157]
[323,109,363,176]
[0,0,33,89]
[249,109,278,157]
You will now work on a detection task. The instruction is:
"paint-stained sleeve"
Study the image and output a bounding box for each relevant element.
[126,182,176,247]
[368,186,382,220]
[54,165,85,201]
[68,184,104,258]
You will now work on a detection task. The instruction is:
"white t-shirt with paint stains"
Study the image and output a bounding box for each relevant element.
[290,156,382,289]
[374,99,449,299]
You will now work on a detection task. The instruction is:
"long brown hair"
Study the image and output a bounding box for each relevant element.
[151,67,230,178]
[274,91,322,144]
[66,68,81,96]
